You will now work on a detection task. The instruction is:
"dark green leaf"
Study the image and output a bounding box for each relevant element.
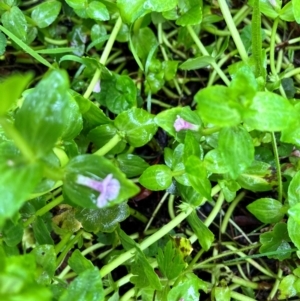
[76,203,130,233]
[219,179,241,202]
[259,223,292,260]
[247,198,285,223]
[187,211,214,251]
[2,220,23,247]
[178,184,205,207]
[117,0,147,24]
[0,32,6,55]
[32,245,56,285]
[288,216,300,250]
[139,165,172,190]
[59,267,104,301]
[114,108,157,147]
[130,248,162,290]
[68,249,94,274]
[157,240,186,280]
[218,126,254,179]
[116,154,149,177]
[32,216,54,245]
[288,170,300,207]
[31,1,61,28]
[204,149,229,174]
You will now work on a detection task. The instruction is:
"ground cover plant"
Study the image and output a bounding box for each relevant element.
[2,0,300,300]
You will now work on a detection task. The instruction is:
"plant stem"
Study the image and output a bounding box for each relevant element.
[271,132,282,203]
[130,207,148,223]
[100,185,221,277]
[270,17,279,76]
[44,37,68,45]
[186,26,231,86]
[84,17,123,99]
[23,195,64,227]
[221,191,246,233]
[94,133,122,156]
[217,0,248,62]
[230,291,258,301]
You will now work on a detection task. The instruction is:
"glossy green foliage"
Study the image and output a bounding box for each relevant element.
[139,164,172,190]
[0,32,6,54]
[278,267,300,299]
[114,108,158,147]
[293,0,300,23]
[116,154,149,177]
[288,170,300,207]
[31,1,61,28]
[68,250,94,274]
[95,73,137,114]
[15,70,70,157]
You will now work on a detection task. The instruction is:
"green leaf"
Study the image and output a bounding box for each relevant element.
[237,160,276,192]
[215,287,231,301]
[117,0,147,24]
[65,0,86,10]
[292,0,300,23]
[185,155,211,200]
[280,2,295,21]
[288,170,300,207]
[0,254,52,301]
[144,0,177,11]
[195,85,241,127]
[114,108,157,147]
[0,32,6,55]
[218,126,254,179]
[187,211,214,251]
[172,143,190,186]
[288,216,300,250]
[86,1,109,21]
[247,198,285,223]
[0,73,32,115]
[139,165,172,190]
[157,240,186,280]
[259,223,292,260]
[76,203,130,233]
[244,92,297,131]
[15,70,70,157]
[278,274,300,299]
[31,1,61,28]
[116,154,149,177]
[167,273,205,301]
[59,267,104,301]
[1,6,27,42]
[2,220,23,247]
[219,179,241,202]
[179,56,215,70]
[68,250,94,274]
[32,216,54,245]
[0,161,42,227]
[64,154,139,209]
[176,5,202,26]
[130,248,162,290]
[95,73,137,114]
[178,184,205,207]
[32,245,56,285]
[204,149,229,174]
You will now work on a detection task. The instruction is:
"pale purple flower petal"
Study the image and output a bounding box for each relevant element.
[76,173,120,208]
[173,115,199,132]
[93,80,101,93]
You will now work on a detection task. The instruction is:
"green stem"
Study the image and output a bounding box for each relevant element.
[217,0,248,62]
[55,232,73,254]
[187,26,230,86]
[270,17,279,75]
[221,191,246,233]
[56,230,83,267]
[268,268,282,300]
[84,17,122,99]
[44,37,68,46]
[271,132,282,203]
[230,291,257,301]
[129,207,148,223]
[282,67,300,79]
[0,117,35,163]
[201,126,222,136]
[94,133,122,156]
[23,195,64,227]
[231,276,259,289]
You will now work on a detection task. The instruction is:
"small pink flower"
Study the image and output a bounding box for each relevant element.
[76,174,120,208]
[93,80,101,93]
[173,115,199,132]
